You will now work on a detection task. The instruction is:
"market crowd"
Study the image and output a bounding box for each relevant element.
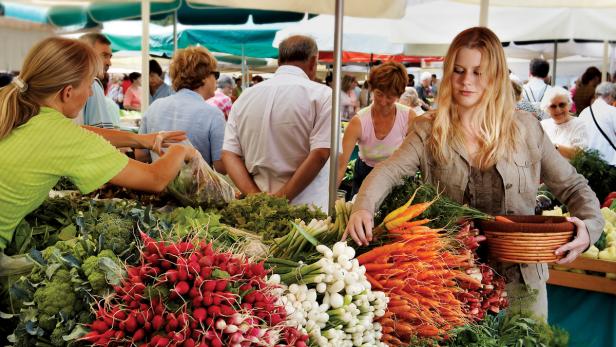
[0,27,611,320]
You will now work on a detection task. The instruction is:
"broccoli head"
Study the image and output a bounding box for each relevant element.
[82,250,120,294]
[37,312,57,332]
[50,324,69,346]
[33,268,77,317]
[91,213,135,254]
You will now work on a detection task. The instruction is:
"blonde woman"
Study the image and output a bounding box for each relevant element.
[540,86,588,159]
[344,27,603,318]
[336,62,414,196]
[0,37,196,250]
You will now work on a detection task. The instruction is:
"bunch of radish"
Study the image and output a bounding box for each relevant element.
[81,232,308,346]
[453,224,509,321]
[268,242,388,346]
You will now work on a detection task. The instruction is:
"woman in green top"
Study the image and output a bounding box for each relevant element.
[0,37,197,249]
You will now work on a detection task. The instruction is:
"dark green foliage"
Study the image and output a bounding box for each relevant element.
[570,149,616,202]
[221,193,326,240]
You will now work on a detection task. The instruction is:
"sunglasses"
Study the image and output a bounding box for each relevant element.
[210,71,220,79]
[549,102,568,109]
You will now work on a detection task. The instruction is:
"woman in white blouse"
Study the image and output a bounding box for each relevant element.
[540,86,588,159]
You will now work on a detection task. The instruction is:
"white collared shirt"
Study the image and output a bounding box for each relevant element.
[223,65,333,211]
[578,98,616,165]
[523,77,552,119]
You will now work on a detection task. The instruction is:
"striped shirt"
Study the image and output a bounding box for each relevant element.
[0,107,128,249]
[206,89,233,119]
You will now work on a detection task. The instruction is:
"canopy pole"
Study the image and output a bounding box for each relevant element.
[241,44,247,90]
[141,0,150,113]
[603,40,609,82]
[328,0,344,215]
[552,41,557,86]
[172,10,178,54]
[479,0,489,27]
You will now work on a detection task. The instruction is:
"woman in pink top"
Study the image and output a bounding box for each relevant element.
[337,62,416,195]
[123,72,142,111]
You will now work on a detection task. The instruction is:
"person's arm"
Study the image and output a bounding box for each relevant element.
[109,144,195,193]
[123,89,134,109]
[274,148,330,201]
[221,150,261,195]
[344,120,426,246]
[537,120,604,263]
[337,117,362,186]
[554,144,580,159]
[209,111,227,175]
[82,126,186,152]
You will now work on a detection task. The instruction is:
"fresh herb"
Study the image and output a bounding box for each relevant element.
[221,193,326,240]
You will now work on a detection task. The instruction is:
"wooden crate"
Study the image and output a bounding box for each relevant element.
[547,258,616,295]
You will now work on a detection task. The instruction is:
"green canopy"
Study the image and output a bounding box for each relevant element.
[0,0,307,29]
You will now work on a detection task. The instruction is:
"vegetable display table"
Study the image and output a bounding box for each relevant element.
[547,285,616,347]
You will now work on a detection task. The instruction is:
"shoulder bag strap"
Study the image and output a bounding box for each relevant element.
[590,106,616,151]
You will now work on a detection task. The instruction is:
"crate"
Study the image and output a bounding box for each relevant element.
[547,257,616,295]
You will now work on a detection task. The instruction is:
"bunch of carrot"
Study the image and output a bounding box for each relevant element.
[357,198,473,346]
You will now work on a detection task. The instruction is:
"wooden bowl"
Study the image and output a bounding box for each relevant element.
[477,215,575,264]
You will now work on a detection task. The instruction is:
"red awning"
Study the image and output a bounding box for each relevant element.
[318,51,443,64]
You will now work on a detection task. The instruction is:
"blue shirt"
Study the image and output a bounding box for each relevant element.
[83,79,119,129]
[149,83,173,104]
[139,89,225,165]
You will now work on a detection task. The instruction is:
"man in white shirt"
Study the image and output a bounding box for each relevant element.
[578,82,616,165]
[222,35,332,211]
[523,58,552,119]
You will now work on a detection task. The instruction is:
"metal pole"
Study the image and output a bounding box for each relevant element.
[328,0,344,215]
[241,44,247,90]
[602,40,609,82]
[141,0,150,113]
[172,10,178,54]
[479,0,489,27]
[552,41,557,86]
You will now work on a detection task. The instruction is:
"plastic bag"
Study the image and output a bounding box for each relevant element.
[167,151,236,208]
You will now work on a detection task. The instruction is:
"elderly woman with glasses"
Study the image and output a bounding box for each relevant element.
[137,46,226,173]
[540,86,588,159]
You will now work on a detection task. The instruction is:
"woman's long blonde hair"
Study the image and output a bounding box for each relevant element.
[428,27,518,170]
[0,37,100,140]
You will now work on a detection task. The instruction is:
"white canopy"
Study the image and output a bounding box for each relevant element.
[188,0,406,19]
[273,15,403,54]
[396,0,616,54]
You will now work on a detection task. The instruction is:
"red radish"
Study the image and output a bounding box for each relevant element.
[183,338,196,347]
[152,315,164,330]
[215,280,228,292]
[125,315,138,332]
[175,281,190,296]
[90,320,108,333]
[193,308,207,322]
[130,328,144,342]
[178,268,189,281]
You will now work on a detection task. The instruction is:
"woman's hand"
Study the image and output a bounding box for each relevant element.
[141,131,188,155]
[165,143,199,163]
[342,209,374,246]
[555,217,591,264]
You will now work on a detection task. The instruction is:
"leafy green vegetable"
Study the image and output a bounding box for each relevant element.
[570,149,616,202]
[444,311,569,347]
[221,193,326,240]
